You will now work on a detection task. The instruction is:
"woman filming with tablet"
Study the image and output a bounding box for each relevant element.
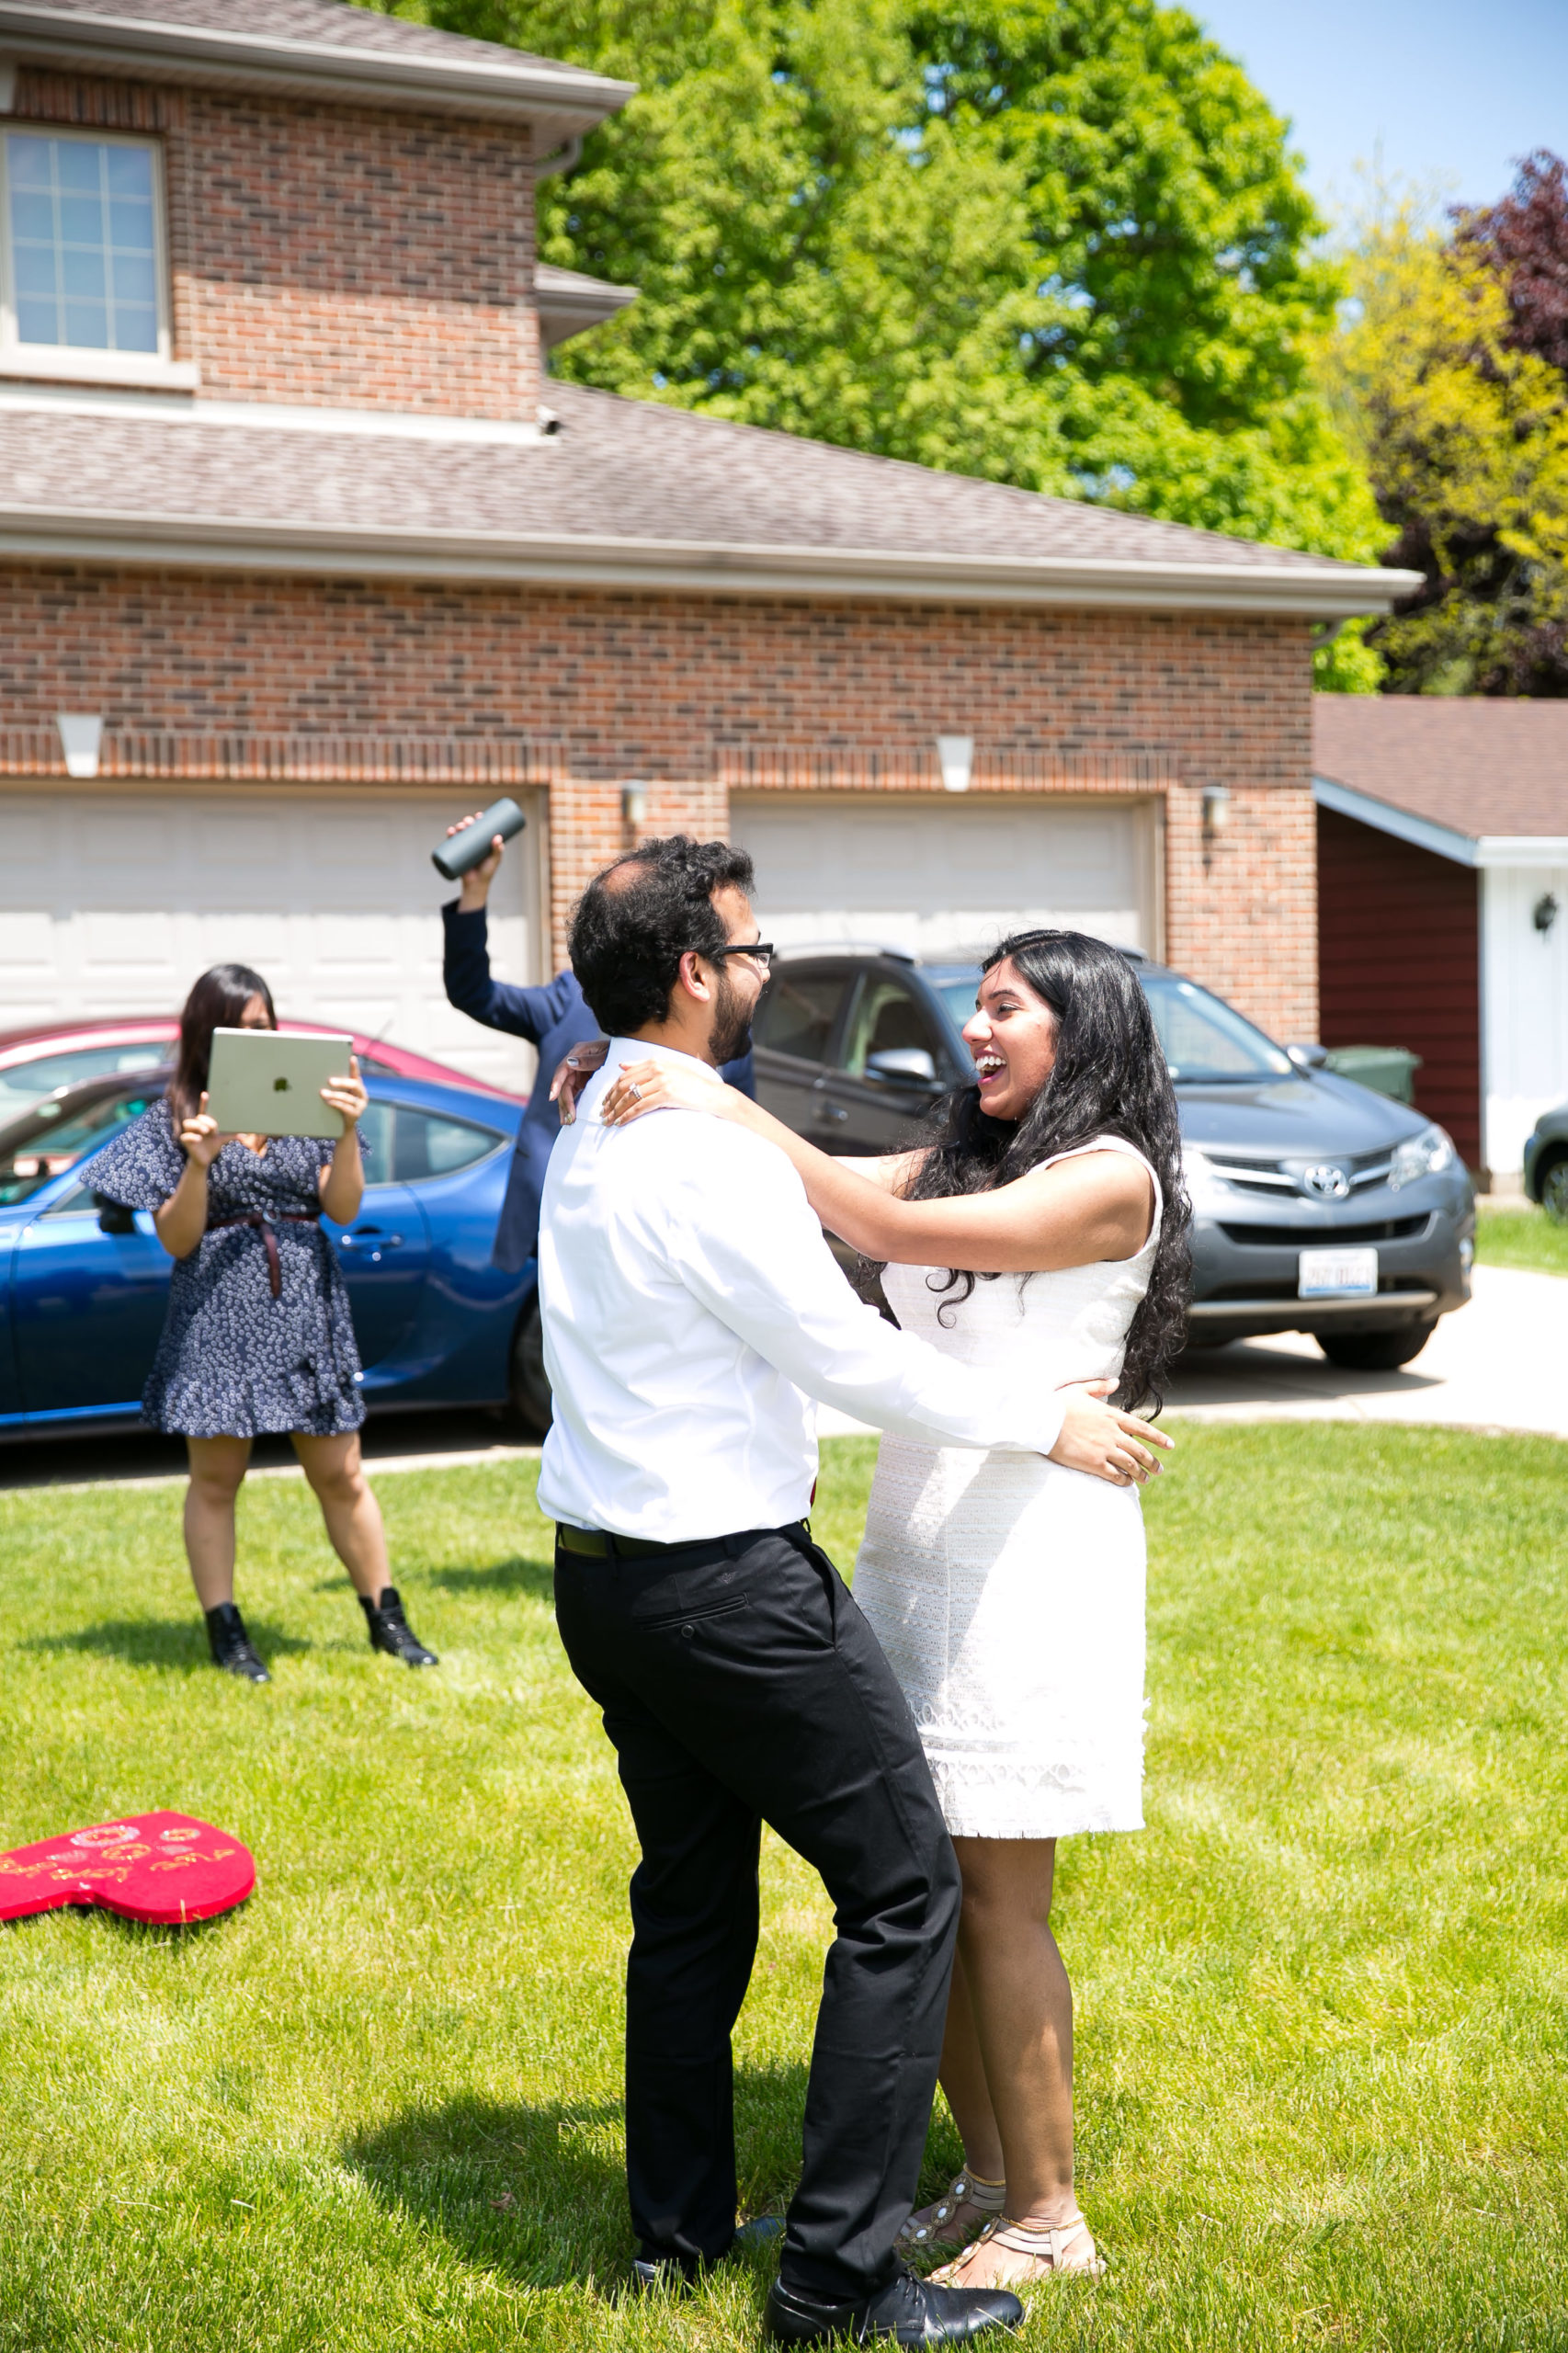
[87,962,437,1683]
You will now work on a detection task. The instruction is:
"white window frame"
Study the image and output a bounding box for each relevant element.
[0,122,197,388]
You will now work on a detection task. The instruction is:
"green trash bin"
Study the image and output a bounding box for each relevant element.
[1323,1045,1423,1105]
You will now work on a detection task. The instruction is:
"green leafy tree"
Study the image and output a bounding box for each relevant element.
[1325,179,1568,696]
[363,0,1384,676]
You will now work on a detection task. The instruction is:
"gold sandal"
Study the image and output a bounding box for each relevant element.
[894,2167,1006,2256]
[935,2210,1106,2284]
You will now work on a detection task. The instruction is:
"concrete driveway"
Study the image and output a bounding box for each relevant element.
[1163,1263,1568,1438]
[819,1263,1568,1444]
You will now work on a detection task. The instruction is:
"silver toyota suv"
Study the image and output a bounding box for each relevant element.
[751,947,1474,1370]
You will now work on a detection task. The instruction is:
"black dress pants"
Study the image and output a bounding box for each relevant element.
[553,1520,960,2302]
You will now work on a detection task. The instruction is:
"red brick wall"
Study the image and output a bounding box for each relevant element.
[1317,805,1482,1166]
[11,70,540,418]
[0,563,1318,1035]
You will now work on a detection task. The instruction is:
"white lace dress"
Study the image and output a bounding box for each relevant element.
[853,1138,1161,1840]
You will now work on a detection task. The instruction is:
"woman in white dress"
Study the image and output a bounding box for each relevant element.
[591,928,1191,2291]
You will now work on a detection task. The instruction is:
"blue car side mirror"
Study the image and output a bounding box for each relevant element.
[93,1193,135,1235]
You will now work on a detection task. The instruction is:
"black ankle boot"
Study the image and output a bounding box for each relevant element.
[204,1603,270,1684]
[359,1586,437,1667]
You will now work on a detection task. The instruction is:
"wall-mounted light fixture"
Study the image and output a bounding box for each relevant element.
[936,734,974,794]
[1201,784,1232,836]
[621,781,649,830]
[56,714,103,779]
[1534,892,1559,938]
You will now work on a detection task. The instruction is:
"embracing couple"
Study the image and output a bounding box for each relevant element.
[538,835,1189,2347]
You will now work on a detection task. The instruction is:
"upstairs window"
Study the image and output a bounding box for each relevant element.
[1,129,166,358]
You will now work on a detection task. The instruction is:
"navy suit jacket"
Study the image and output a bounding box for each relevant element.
[441,901,756,1273]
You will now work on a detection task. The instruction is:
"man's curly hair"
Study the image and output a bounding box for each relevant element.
[569,835,756,1036]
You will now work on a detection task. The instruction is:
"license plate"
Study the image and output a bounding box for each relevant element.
[1299,1245,1378,1299]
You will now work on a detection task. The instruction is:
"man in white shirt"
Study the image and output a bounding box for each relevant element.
[539,837,1162,2348]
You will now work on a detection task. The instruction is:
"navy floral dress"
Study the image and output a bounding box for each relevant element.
[88,1101,366,1438]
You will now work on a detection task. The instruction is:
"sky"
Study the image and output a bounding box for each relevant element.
[1193,0,1568,227]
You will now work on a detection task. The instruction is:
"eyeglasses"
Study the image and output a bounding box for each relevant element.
[705,941,775,972]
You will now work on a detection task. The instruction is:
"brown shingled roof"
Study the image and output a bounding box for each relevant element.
[0,381,1416,615]
[0,0,633,126]
[1314,695,1568,839]
[12,0,574,74]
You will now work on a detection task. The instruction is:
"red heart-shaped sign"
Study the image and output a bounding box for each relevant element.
[0,1812,256,1927]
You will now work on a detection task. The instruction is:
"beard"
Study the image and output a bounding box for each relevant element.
[707,968,754,1066]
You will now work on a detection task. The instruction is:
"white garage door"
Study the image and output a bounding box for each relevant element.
[731,795,1158,961]
[0,789,545,1094]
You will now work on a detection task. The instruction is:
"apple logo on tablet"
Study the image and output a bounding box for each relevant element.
[273,1076,290,1092]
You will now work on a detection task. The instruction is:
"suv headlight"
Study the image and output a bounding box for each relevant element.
[1389,1123,1455,1190]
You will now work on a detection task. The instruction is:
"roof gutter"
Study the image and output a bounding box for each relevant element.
[0,3,633,131]
[0,504,1424,616]
[1313,773,1568,867]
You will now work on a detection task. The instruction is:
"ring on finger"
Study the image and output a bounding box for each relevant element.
[628,1082,643,1101]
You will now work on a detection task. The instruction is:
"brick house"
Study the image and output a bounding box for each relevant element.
[0,0,1415,1098]
[1315,697,1568,1185]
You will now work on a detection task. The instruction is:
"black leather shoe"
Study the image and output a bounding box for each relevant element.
[360,1586,437,1666]
[764,2266,1023,2347]
[204,1603,270,1684]
[629,2254,697,2297]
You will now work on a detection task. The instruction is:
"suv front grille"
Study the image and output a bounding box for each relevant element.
[1217,1215,1430,1248]
[1200,1146,1395,1199]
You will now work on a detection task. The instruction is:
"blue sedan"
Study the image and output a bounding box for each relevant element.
[0,1067,547,1438]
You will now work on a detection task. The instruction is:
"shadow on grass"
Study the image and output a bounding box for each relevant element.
[346,2095,629,2289]
[429,1554,554,1604]
[347,2066,811,2290]
[24,1618,312,1673]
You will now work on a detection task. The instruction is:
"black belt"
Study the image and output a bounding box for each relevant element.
[556,1525,686,1560]
[556,1520,809,1561]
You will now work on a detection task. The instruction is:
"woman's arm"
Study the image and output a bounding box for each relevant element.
[153,1096,223,1260]
[597,1059,921,1212]
[599,1060,1151,1272]
[317,1057,368,1224]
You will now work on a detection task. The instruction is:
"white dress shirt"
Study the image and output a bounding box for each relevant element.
[536,1040,1069,1543]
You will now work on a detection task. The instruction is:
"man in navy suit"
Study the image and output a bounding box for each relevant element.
[439,812,756,1274]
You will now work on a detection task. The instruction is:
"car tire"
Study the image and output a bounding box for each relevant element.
[1540,1153,1568,1224]
[1316,1319,1437,1372]
[509,1300,551,1436]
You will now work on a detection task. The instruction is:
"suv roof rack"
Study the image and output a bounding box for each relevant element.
[773,940,916,963]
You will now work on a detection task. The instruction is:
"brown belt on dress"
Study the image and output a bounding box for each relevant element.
[206,1211,322,1300]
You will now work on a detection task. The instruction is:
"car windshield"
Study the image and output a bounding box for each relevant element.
[1141,974,1293,1082]
[930,974,984,1035]
[0,1041,170,1123]
[929,965,1291,1083]
[0,1085,165,1208]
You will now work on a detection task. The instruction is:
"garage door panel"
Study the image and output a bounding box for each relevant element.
[82,811,175,873]
[74,910,187,985]
[733,797,1153,961]
[0,790,544,1094]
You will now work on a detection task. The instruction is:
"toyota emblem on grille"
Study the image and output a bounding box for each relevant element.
[1304,1164,1350,1199]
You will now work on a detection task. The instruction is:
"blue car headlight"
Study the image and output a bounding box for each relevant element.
[1389,1123,1456,1191]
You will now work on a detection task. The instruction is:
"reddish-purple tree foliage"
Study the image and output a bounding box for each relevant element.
[1455,149,1568,376]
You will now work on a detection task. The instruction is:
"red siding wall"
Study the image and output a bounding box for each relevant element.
[1316,805,1482,1167]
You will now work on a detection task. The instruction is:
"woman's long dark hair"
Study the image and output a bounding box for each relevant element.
[168,963,277,1124]
[899,930,1192,1414]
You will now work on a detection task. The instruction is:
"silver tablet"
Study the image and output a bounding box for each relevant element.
[205,1029,354,1140]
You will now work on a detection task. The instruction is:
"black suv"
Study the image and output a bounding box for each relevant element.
[750,947,1475,1370]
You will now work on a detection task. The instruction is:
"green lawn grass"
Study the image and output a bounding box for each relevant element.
[4,1426,1567,2352]
[1476,1198,1568,1277]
